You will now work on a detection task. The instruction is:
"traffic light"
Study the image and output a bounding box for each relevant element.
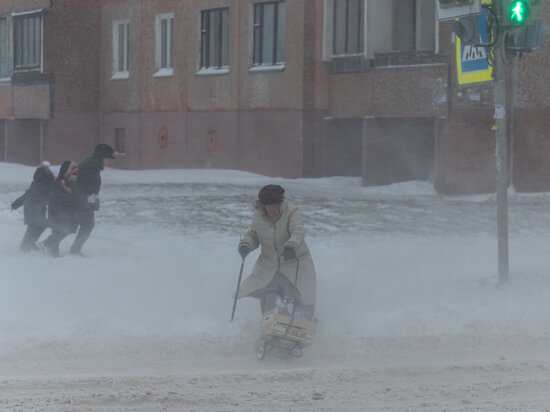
[453,15,481,46]
[505,0,531,26]
[506,20,550,56]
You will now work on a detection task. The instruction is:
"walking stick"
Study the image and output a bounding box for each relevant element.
[231,257,245,322]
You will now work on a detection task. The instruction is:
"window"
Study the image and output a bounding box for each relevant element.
[115,128,126,155]
[252,2,285,66]
[333,0,364,56]
[155,13,173,76]
[14,14,41,71]
[392,0,435,51]
[0,18,8,78]
[200,8,229,71]
[112,20,129,79]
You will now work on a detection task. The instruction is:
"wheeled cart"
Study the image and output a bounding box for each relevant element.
[258,307,317,359]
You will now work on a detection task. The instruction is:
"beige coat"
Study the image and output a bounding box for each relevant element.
[238,200,316,306]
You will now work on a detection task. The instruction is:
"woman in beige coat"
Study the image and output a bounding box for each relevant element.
[237,185,316,320]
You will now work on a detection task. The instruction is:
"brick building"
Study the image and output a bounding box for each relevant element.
[0,0,549,194]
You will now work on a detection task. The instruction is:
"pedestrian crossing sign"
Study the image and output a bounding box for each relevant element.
[456,0,493,85]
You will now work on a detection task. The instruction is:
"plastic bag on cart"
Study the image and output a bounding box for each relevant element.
[264,293,310,320]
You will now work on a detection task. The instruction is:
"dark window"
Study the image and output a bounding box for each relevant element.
[157,14,173,69]
[0,18,8,77]
[393,0,415,51]
[113,20,129,74]
[333,0,364,55]
[200,8,229,69]
[14,14,41,71]
[253,1,285,66]
[115,128,126,155]
[392,0,435,51]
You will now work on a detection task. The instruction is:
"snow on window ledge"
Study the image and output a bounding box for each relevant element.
[153,68,174,78]
[248,64,285,73]
[111,71,129,80]
[196,67,230,76]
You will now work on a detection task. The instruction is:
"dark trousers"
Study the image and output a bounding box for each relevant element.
[43,231,71,257]
[70,209,95,253]
[19,224,46,252]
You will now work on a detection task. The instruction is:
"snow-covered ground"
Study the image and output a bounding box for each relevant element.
[3,162,550,410]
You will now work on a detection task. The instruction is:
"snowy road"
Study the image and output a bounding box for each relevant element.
[2,164,550,410]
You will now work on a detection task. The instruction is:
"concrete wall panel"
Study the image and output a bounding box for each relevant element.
[238,110,303,178]
[329,66,449,119]
[13,84,51,119]
[434,117,496,195]
[5,120,41,166]
[513,109,550,192]
[186,111,238,169]
[0,84,12,118]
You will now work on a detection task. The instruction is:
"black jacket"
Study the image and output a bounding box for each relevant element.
[12,164,55,227]
[74,154,103,208]
[48,178,79,235]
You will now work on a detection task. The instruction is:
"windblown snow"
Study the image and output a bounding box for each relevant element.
[2,162,550,411]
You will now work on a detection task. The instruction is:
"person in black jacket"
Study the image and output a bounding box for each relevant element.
[69,144,115,255]
[40,161,79,257]
[11,162,55,252]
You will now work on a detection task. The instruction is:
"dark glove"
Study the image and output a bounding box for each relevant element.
[238,244,250,259]
[11,192,27,210]
[282,246,296,261]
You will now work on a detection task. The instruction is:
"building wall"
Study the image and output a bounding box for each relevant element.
[513,109,550,192]
[0,0,101,165]
[322,117,362,177]
[1,0,550,194]
[45,111,100,164]
[363,117,436,187]
[328,66,449,119]
[434,114,496,195]
[99,0,311,176]
[43,0,100,164]
[5,120,41,165]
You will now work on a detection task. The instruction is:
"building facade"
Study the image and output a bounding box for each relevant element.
[0,0,549,194]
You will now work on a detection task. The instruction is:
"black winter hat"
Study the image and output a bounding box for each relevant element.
[94,143,115,159]
[258,184,285,205]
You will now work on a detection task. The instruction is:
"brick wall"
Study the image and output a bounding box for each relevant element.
[434,116,497,195]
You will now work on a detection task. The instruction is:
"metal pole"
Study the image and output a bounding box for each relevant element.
[230,258,245,322]
[494,1,509,284]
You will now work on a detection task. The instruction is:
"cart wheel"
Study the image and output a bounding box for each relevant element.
[257,342,267,360]
[291,345,303,358]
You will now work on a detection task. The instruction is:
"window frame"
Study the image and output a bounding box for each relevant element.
[392,0,436,52]
[198,7,229,74]
[154,13,174,77]
[251,1,285,70]
[112,19,130,80]
[13,13,42,72]
[332,0,364,57]
[0,16,10,79]
[115,128,126,156]
[322,0,367,61]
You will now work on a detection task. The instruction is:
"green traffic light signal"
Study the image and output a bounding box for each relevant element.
[509,0,531,25]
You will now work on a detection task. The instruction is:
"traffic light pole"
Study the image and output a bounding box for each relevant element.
[494,1,509,284]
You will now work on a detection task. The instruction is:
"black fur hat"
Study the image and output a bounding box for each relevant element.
[94,143,115,159]
[258,184,285,205]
